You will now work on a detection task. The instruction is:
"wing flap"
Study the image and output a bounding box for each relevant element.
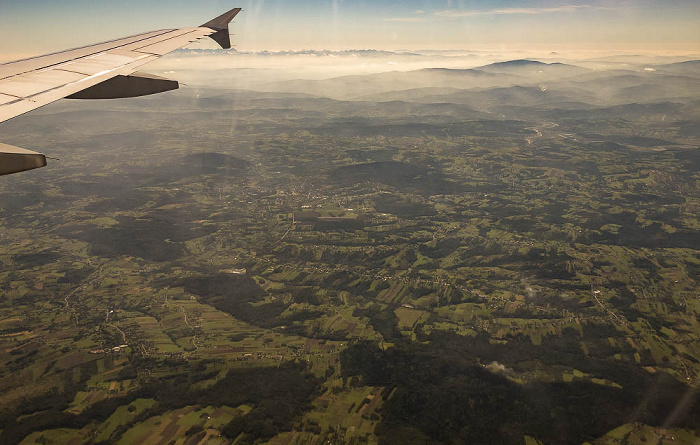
[0,70,87,98]
[0,94,17,105]
[131,29,208,56]
[59,53,151,76]
[0,30,174,80]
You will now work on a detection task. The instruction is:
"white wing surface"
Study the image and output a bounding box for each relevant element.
[0,7,242,175]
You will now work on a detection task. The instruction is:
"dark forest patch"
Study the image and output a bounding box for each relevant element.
[675,121,700,138]
[374,195,437,219]
[582,211,698,249]
[182,152,251,174]
[0,360,99,445]
[56,214,215,262]
[330,161,455,195]
[62,176,168,212]
[171,273,296,328]
[77,225,183,261]
[0,363,318,445]
[310,120,531,138]
[345,149,397,163]
[672,147,700,171]
[332,161,428,185]
[12,251,61,268]
[341,335,700,445]
[581,133,677,148]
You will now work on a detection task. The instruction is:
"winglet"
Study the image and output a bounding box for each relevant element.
[201,7,242,49]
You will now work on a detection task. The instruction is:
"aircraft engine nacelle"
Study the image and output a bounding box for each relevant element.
[0,143,47,175]
[66,72,178,100]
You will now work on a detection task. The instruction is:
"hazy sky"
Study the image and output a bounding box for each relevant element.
[0,0,698,58]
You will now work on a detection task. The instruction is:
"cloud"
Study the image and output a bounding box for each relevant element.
[485,361,514,374]
[434,10,479,18]
[383,17,428,22]
[495,5,591,14]
[382,7,431,22]
[383,4,607,25]
[435,5,595,18]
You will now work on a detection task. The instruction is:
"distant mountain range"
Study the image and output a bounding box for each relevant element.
[257,58,699,103]
[653,60,700,76]
[256,59,587,100]
[473,59,591,77]
[259,68,520,100]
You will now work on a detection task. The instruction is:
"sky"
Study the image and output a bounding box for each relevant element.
[0,0,698,59]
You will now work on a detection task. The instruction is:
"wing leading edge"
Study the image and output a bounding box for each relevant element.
[0,7,242,176]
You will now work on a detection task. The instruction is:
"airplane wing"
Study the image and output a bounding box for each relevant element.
[0,7,242,176]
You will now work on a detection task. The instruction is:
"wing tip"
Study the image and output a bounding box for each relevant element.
[201,7,242,30]
[201,7,241,49]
